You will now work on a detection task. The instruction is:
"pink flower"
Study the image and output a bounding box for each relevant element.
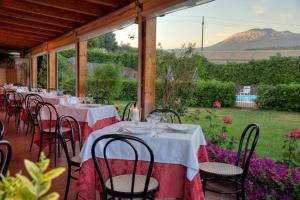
[220,132,228,140]
[223,116,233,125]
[214,100,221,109]
[290,129,300,139]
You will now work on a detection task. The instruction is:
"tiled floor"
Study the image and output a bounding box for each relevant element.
[0,111,235,200]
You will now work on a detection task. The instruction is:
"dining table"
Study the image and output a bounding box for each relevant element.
[77,121,208,200]
[35,104,120,144]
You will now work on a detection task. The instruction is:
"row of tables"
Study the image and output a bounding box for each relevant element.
[4,86,208,200]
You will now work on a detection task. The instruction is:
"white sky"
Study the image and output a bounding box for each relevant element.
[114,0,300,49]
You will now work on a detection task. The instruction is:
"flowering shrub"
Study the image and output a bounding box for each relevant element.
[207,141,300,200]
[282,129,300,168]
[205,101,236,150]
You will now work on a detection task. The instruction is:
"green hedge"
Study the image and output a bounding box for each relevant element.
[193,80,236,107]
[199,55,300,85]
[257,84,300,111]
[118,80,236,108]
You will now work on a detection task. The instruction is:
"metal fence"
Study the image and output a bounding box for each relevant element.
[235,86,258,109]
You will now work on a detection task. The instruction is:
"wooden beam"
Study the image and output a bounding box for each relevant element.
[139,17,157,119]
[31,56,38,88]
[47,50,57,90]
[0,31,45,42]
[29,0,196,54]
[0,8,81,29]
[76,40,87,97]
[0,37,38,47]
[0,0,93,23]
[0,23,59,37]
[0,28,50,40]
[0,16,68,33]
[23,0,111,16]
[83,0,124,8]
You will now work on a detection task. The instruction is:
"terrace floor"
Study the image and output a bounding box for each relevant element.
[1,110,235,200]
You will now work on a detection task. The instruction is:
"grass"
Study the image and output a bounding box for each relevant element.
[113,100,300,161]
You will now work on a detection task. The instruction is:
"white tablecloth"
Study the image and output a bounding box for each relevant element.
[80,121,207,181]
[40,104,120,127]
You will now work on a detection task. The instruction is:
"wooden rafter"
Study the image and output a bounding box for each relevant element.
[0,8,81,29]
[0,16,68,33]
[22,0,111,16]
[83,0,124,8]
[0,31,45,42]
[0,0,93,23]
[0,23,58,37]
[0,28,50,40]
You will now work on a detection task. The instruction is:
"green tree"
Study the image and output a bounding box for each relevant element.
[88,33,118,52]
[86,63,123,101]
[57,54,76,95]
[37,55,47,88]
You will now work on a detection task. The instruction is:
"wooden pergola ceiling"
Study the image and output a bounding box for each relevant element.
[0,0,133,50]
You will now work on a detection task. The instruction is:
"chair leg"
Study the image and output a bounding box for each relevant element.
[241,187,246,200]
[201,174,207,196]
[37,132,43,161]
[54,138,57,167]
[26,123,30,136]
[64,169,71,200]
[29,126,35,152]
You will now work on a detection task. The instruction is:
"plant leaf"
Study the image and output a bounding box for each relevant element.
[41,192,59,200]
[38,181,51,197]
[24,159,40,182]
[41,168,65,183]
[16,174,36,196]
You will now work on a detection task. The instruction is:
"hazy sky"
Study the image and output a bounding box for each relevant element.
[114,0,300,49]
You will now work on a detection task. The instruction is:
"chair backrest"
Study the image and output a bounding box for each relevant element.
[149,108,182,124]
[0,86,6,97]
[0,121,4,140]
[58,115,82,163]
[0,140,12,175]
[91,134,154,200]
[122,101,136,121]
[26,94,44,124]
[36,102,59,133]
[94,96,110,105]
[236,123,259,180]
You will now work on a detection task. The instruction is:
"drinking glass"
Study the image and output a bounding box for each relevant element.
[147,113,161,137]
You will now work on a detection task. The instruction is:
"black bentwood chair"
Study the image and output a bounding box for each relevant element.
[91,134,159,200]
[121,101,136,121]
[0,121,4,140]
[58,115,83,200]
[36,102,69,166]
[0,140,12,175]
[149,108,182,124]
[199,123,260,200]
[26,94,44,152]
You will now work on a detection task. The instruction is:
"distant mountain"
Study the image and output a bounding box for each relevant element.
[204,28,300,51]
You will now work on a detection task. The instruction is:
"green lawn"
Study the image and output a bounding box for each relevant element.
[113,100,300,161]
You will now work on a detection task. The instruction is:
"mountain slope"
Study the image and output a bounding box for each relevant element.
[205,28,300,51]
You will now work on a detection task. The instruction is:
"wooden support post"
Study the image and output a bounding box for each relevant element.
[138,17,157,120]
[76,39,87,97]
[31,56,37,88]
[47,50,57,90]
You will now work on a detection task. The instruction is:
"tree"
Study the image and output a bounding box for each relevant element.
[86,63,123,101]
[37,55,47,88]
[87,32,118,52]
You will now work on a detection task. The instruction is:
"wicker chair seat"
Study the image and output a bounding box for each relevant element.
[105,174,159,193]
[199,162,243,176]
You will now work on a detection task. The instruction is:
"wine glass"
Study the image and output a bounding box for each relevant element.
[147,113,161,137]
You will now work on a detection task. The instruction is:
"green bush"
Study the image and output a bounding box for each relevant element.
[257,84,300,111]
[118,80,236,108]
[118,80,163,102]
[193,80,236,107]
[199,55,300,85]
[86,63,123,100]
